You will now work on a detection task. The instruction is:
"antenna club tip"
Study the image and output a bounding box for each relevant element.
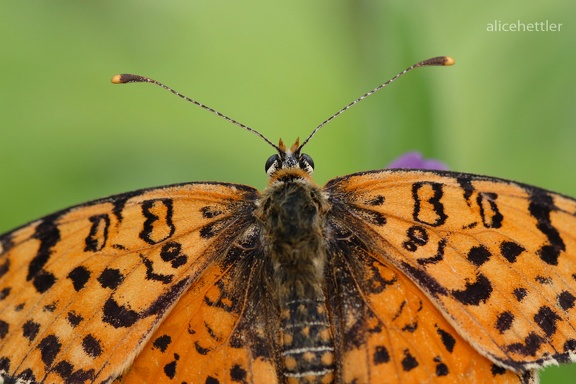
[410,56,456,69]
[418,56,456,68]
[111,74,124,84]
[443,56,456,66]
[111,74,147,84]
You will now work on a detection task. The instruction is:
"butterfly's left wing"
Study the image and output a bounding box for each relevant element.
[324,169,576,378]
[0,181,262,383]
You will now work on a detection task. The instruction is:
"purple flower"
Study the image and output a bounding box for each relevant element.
[386,151,448,171]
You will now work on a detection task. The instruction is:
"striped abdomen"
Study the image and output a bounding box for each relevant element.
[280,298,334,383]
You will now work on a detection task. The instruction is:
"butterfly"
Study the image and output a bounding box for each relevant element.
[1,56,575,384]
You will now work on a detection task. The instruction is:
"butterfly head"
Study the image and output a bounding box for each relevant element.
[265,138,314,177]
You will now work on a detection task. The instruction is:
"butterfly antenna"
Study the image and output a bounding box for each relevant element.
[111,74,281,152]
[298,56,455,150]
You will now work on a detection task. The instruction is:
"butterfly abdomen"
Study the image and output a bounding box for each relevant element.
[256,171,335,383]
[280,298,334,383]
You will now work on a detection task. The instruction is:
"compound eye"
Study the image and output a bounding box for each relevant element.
[300,153,315,174]
[265,154,281,175]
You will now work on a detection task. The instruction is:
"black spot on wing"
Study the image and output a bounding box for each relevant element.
[102,297,139,328]
[373,345,390,364]
[436,362,449,376]
[67,266,91,292]
[534,306,561,336]
[0,356,10,373]
[201,206,225,219]
[495,311,514,334]
[0,287,10,300]
[28,215,61,280]
[82,334,103,358]
[67,311,83,327]
[0,320,9,339]
[558,291,576,310]
[435,326,456,353]
[160,241,188,268]
[391,301,407,321]
[451,273,492,305]
[194,340,210,355]
[22,320,41,341]
[403,226,428,252]
[200,223,217,239]
[38,334,61,366]
[500,241,525,263]
[401,349,418,371]
[0,233,14,254]
[491,364,507,376]
[25,216,61,294]
[535,275,552,285]
[401,322,418,333]
[528,189,565,266]
[366,195,385,206]
[463,222,478,229]
[33,270,57,294]
[513,287,527,302]
[230,364,247,382]
[153,334,172,353]
[506,332,544,356]
[53,361,95,383]
[98,268,125,290]
[467,245,491,266]
[0,259,9,279]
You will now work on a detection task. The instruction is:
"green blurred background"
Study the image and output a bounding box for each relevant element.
[1,1,575,381]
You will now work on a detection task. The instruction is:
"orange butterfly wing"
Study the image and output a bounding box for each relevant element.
[118,246,282,384]
[118,212,283,383]
[323,234,527,383]
[0,182,259,383]
[325,169,576,379]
